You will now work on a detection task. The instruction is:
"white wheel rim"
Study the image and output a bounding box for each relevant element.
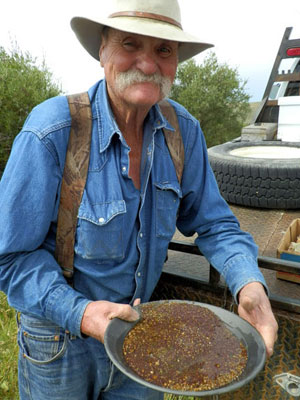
[229,146,300,159]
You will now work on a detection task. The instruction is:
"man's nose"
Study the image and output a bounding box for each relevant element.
[135,52,158,75]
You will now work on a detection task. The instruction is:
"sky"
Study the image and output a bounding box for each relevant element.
[1,0,300,101]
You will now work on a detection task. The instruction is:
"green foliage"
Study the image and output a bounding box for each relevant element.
[0,292,19,400]
[0,42,62,174]
[171,53,250,148]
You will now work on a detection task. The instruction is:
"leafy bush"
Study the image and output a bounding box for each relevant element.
[171,53,250,148]
[0,43,62,174]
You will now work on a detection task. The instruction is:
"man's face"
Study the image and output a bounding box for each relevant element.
[99,29,178,108]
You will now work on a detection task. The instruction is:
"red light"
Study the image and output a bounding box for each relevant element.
[286,48,300,57]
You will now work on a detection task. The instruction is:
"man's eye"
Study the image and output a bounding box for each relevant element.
[123,41,136,50]
[158,46,172,56]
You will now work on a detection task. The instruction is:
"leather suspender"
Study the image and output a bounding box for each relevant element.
[55,93,184,282]
[159,99,184,185]
[55,92,92,282]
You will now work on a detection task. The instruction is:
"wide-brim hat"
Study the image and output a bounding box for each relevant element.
[71,0,213,63]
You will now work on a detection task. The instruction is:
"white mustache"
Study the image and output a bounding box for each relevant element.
[115,70,172,99]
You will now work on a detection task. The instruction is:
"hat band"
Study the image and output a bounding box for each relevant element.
[109,11,182,30]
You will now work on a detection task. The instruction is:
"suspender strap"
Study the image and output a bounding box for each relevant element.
[159,99,185,184]
[55,92,92,282]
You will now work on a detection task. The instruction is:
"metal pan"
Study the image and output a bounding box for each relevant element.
[104,300,266,397]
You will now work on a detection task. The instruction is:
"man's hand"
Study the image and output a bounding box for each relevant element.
[237,282,278,357]
[81,298,141,343]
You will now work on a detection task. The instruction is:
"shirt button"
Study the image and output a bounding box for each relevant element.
[122,166,126,172]
[139,233,143,238]
[137,272,141,277]
[99,217,105,224]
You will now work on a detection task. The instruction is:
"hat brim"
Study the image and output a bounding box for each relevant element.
[71,16,213,63]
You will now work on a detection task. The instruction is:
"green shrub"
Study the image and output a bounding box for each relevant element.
[0,42,62,175]
[171,53,251,148]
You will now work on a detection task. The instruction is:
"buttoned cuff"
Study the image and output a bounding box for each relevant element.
[45,284,92,337]
[222,254,268,303]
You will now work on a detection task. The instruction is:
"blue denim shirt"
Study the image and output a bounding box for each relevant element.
[0,79,266,337]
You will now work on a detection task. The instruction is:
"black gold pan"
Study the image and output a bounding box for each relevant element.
[104,300,266,397]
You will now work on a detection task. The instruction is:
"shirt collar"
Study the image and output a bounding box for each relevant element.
[93,79,175,153]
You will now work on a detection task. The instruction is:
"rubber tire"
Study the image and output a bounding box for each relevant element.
[207,141,300,209]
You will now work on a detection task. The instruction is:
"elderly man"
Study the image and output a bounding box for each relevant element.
[0,1,277,399]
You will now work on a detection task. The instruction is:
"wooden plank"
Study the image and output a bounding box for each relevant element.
[275,72,300,82]
[266,100,278,106]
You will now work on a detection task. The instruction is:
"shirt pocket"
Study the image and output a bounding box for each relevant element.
[155,181,182,239]
[76,200,126,262]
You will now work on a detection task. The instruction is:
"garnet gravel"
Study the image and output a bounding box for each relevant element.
[123,302,247,391]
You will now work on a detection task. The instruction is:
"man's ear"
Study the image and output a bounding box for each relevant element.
[99,32,107,67]
[99,45,105,67]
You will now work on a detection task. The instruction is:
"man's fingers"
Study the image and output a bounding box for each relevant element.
[237,282,278,358]
[108,303,140,322]
[258,324,278,357]
[81,300,141,343]
[133,298,141,307]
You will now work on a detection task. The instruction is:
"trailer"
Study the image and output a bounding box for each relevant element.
[153,28,300,399]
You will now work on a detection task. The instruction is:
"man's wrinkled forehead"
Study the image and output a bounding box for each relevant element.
[102,26,179,48]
